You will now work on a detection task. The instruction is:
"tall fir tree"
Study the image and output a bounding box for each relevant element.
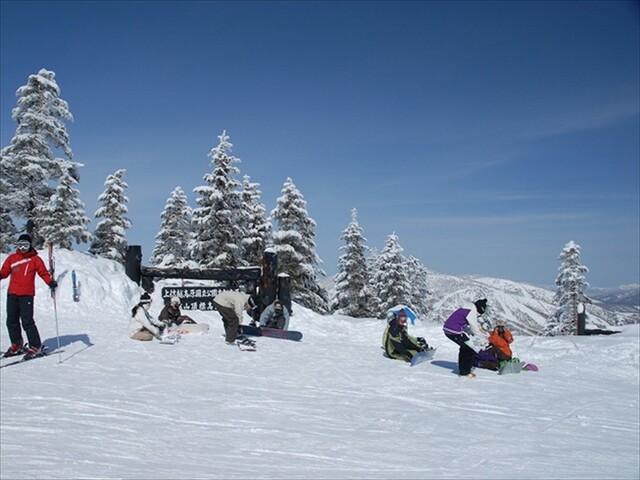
[0,68,74,247]
[270,177,329,313]
[332,208,372,317]
[369,233,412,318]
[37,161,92,249]
[240,175,272,266]
[406,256,430,318]
[89,169,131,264]
[0,173,17,252]
[548,240,591,335]
[192,130,245,268]
[150,186,193,267]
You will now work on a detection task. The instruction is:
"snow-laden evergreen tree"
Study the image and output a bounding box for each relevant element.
[37,161,91,249]
[240,175,272,266]
[332,208,372,317]
[270,177,329,313]
[406,255,430,318]
[369,233,412,318]
[150,186,193,267]
[366,247,382,315]
[0,172,17,252]
[192,130,245,268]
[89,169,131,264]
[0,68,74,247]
[546,240,591,335]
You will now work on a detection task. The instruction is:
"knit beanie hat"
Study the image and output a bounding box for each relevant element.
[474,299,488,315]
[17,233,32,243]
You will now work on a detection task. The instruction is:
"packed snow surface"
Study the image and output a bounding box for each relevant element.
[1,250,638,479]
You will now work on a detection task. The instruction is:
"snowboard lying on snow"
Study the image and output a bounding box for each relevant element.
[498,360,539,375]
[410,348,437,366]
[167,323,209,335]
[240,325,303,341]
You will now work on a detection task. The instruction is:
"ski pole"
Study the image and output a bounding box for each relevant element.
[48,243,62,363]
[52,290,62,363]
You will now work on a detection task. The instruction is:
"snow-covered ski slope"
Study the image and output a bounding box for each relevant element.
[1,250,638,479]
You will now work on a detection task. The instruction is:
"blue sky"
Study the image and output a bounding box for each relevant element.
[1,0,638,288]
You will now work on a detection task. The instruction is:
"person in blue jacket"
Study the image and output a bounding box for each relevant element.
[443,299,488,378]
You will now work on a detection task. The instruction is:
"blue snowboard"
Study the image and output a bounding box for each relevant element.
[240,325,303,341]
[410,348,436,367]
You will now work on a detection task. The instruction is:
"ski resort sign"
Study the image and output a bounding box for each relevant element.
[160,287,225,311]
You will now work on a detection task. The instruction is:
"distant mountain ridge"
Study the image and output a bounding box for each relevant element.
[326,273,639,335]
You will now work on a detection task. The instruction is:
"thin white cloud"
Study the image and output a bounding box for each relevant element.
[521,97,639,139]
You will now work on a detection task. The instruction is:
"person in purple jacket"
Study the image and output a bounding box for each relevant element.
[443,299,488,378]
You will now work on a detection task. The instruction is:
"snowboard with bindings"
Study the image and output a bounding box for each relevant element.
[498,360,527,375]
[240,325,303,341]
[236,336,257,351]
[167,323,209,335]
[410,347,437,367]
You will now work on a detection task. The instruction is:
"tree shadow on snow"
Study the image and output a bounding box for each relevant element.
[43,333,94,363]
[431,359,460,374]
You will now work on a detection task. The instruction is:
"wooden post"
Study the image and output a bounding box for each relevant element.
[278,273,292,315]
[259,249,278,310]
[577,303,586,336]
[125,245,142,285]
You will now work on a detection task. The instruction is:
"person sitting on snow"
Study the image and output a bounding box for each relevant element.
[258,299,290,330]
[487,319,514,362]
[158,296,195,328]
[382,308,429,362]
[129,293,164,341]
[473,319,516,371]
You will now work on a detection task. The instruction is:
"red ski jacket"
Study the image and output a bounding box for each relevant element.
[0,249,52,296]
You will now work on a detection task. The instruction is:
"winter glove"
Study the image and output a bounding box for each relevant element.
[49,280,58,290]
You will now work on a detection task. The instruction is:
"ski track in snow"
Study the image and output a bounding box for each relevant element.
[0,250,639,479]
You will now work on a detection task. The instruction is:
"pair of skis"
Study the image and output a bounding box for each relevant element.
[0,347,65,369]
[45,244,79,302]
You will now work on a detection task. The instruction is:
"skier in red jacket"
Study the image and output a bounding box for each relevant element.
[0,234,57,359]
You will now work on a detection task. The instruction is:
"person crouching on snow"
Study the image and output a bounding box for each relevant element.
[129,293,164,341]
[442,299,488,378]
[382,309,428,362]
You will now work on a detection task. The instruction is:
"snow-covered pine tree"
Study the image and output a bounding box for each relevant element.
[89,169,131,264]
[332,208,372,317]
[1,69,75,247]
[369,233,412,318]
[150,186,193,267]
[0,172,17,252]
[192,130,245,269]
[37,161,91,249]
[366,247,382,316]
[406,255,430,318]
[270,177,329,313]
[240,175,272,266]
[547,240,590,335]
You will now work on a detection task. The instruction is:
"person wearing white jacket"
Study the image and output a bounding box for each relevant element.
[129,293,163,341]
[213,291,257,344]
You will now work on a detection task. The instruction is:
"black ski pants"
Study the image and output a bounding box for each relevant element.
[445,332,475,376]
[6,294,42,349]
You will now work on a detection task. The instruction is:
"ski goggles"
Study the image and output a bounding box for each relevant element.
[16,241,30,251]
